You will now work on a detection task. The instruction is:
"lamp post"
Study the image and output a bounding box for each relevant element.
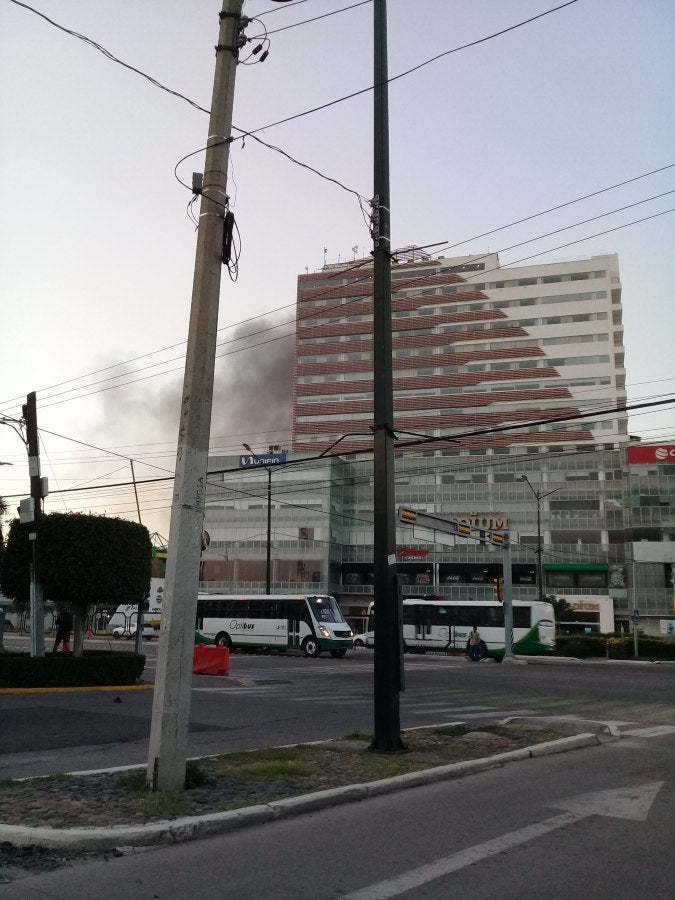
[243,444,272,593]
[520,475,559,605]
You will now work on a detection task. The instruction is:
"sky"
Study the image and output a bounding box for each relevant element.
[1,0,674,542]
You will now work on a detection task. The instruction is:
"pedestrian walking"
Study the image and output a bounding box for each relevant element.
[53,608,73,653]
[468,625,483,661]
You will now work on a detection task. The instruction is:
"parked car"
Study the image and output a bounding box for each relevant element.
[352,631,373,649]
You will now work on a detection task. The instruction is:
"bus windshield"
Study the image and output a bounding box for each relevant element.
[308,595,345,623]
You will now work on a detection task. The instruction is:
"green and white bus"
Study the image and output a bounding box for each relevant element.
[195,593,354,658]
[365,597,555,659]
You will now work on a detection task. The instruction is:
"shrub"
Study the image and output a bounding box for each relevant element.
[0,649,145,687]
[557,633,675,661]
[556,634,606,658]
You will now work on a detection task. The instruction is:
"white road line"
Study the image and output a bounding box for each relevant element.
[344,783,663,900]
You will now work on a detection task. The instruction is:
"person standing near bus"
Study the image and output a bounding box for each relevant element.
[468,625,482,661]
[53,608,73,653]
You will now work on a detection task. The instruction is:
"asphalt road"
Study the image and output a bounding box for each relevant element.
[2,722,673,898]
[1,637,674,779]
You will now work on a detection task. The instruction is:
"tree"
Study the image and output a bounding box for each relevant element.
[0,512,152,655]
[0,518,32,608]
[546,594,574,630]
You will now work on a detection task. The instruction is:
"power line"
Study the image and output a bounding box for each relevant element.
[6,195,672,413]
[2,161,671,410]
[252,1,371,37]
[7,0,211,114]
[6,393,672,501]
[30,204,675,411]
[9,0,584,222]
[8,0,371,212]
[239,1,581,137]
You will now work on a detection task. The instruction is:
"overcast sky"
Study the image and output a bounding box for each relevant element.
[1,0,674,541]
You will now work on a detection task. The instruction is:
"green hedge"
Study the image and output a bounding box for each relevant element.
[0,649,146,688]
[556,634,675,661]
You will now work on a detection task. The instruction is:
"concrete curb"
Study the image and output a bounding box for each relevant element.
[0,684,154,696]
[513,655,671,666]
[498,715,622,740]
[0,733,602,852]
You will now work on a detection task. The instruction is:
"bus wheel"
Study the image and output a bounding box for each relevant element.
[302,637,321,658]
[330,649,347,658]
[214,632,231,649]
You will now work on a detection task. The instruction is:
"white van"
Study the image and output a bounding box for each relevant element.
[107,578,164,639]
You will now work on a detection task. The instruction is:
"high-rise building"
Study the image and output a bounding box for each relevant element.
[292,251,625,455]
[201,250,674,635]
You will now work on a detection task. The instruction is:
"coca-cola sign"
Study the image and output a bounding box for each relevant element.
[626,445,675,464]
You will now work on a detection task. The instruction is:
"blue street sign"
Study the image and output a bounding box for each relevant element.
[632,609,640,624]
[239,452,286,469]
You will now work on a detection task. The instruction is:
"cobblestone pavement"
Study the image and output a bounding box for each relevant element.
[0,767,331,881]
[0,768,313,829]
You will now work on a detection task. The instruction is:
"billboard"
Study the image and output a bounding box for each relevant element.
[626,445,675,465]
[239,452,286,468]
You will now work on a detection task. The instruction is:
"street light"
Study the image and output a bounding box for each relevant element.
[519,475,559,605]
[243,444,272,594]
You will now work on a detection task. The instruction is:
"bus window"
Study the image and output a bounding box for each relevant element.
[513,607,531,628]
[308,596,344,623]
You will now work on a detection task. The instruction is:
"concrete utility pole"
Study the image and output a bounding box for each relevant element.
[147,0,243,792]
[22,392,45,658]
[371,0,404,752]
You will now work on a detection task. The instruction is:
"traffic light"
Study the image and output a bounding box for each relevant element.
[493,577,504,601]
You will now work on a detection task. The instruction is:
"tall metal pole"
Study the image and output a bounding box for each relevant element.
[243,443,272,593]
[521,475,557,606]
[130,459,145,656]
[266,467,272,593]
[147,0,242,792]
[502,539,514,659]
[371,0,403,752]
[536,493,543,605]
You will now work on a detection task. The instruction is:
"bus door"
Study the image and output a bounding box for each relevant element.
[414,604,432,643]
[286,600,303,650]
[413,603,453,649]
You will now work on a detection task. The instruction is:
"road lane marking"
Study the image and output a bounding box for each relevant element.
[344,783,664,900]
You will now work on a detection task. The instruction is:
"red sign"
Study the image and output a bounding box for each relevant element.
[395,547,429,559]
[626,444,675,465]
